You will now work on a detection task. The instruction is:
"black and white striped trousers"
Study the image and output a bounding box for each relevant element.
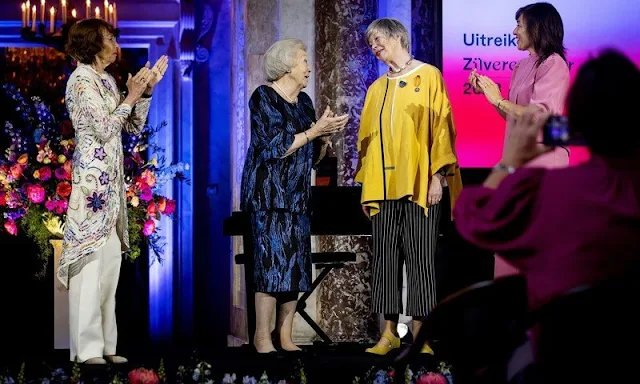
[370,199,442,317]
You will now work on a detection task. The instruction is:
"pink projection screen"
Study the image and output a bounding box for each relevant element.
[443,0,640,167]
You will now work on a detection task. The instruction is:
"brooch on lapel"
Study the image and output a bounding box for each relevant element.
[399,80,407,88]
[414,75,421,92]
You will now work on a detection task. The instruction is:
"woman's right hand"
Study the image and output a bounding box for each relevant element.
[309,106,349,138]
[124,67,153,105]
[469,69,482,93]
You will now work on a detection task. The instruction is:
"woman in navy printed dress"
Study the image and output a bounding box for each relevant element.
[241,38,348,353]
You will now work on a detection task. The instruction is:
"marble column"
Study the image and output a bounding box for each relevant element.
[315,0,379,342]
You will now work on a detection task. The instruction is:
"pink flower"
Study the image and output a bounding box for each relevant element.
[45,199,57,211]
[416,373,448,384]
[164,199,176,215]
[54,199,68,214]
[38,166,52,181]
[140,169,157,187]
[3,220,18,236]
[0,192,6,206]
[26,184,46,204]
[140,186,153,202]
[142,219,156,236]
[128,368,160,384]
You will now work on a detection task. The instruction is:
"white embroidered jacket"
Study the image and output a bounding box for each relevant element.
[57,63,151,288]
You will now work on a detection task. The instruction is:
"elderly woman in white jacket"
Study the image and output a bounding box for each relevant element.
[59,18,168,364]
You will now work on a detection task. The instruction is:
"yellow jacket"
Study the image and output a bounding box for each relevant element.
[355,64,463,217]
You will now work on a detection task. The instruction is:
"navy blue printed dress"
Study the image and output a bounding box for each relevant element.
[241,85,319,293]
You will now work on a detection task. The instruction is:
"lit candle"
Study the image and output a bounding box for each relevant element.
[40,0,44,24]
[108,4,113,25]
[49,6,55,33]
[103,0,108,22]
[112,2,117,28]
[71,8,76,19]
[31,5,36,31]
[86,0,90,19]
[61,0,66,23]
[21,3,26,28]
[95,6,99,18]
[26,1,31,27]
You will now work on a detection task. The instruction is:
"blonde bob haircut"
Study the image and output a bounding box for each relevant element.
[263,38,307,82]
[365,18,410,51]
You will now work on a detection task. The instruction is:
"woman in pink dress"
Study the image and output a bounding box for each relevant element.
[469,2,570,276]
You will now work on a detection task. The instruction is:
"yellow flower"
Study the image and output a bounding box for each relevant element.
[150,157,158,166]
[130,196,140,207]
[43,157,51,164]
[42,214,65,238]
[33,170,40,179]
[58,154,67,164]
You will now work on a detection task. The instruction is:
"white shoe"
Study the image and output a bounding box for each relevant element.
[83,357,107,365]
[104,355,128,364]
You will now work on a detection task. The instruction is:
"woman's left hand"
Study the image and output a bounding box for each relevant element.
[144,55,170,94]
[428,175,443,205]
[476,75,503,106]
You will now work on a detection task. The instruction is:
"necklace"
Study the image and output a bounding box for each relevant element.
[388,56,414,74]
[272,81,297,103]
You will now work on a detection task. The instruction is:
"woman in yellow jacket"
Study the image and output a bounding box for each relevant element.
[356,18,462,355]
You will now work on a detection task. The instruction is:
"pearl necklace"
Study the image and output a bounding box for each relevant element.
[272,81,297,103]
[389,56,414,74]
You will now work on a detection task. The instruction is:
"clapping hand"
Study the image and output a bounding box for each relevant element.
[469,69,481,93]
[125,66,152,103]
[311,106,349,138]
[476,74,503,106]
[144,55,169,94]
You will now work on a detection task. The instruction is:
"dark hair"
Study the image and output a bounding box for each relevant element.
[516,2,566,66]
[567,50,640,157]
[65,18,116,65]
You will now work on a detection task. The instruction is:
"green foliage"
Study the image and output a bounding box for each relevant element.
[18,204,53,277]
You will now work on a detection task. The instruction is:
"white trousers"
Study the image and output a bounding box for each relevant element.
[68,227,122,362]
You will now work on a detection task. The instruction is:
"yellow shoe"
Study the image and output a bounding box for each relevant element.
[419,342,434,355]
[365,331,401,355]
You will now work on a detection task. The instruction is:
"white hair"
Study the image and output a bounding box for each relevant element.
[263,38,306,82]
[365,18,411,51]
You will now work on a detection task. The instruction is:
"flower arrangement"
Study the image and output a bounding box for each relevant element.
[353,363,453,384]
[0,359,453,384]
[0,83,188,273]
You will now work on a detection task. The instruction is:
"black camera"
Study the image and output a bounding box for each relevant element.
[542,115,585,146]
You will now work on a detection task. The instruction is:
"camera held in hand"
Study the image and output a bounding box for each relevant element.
[542,115,586,146]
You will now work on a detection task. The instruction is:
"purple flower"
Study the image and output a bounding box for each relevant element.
[94,147,107,161]
[101,79,113,93]
[99,171,110,185]
[86,191,106,212]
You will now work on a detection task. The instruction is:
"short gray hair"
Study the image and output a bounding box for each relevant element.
[365,18,410,52]
[263,38,306,82]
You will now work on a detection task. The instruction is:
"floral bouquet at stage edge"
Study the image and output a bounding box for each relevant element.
[0,83,189,275]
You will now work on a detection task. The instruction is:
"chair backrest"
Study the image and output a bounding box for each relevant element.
[535,271,640,382]
[399,275,529,375]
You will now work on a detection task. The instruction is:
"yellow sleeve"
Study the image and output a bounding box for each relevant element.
[428,67,458,175]
[355,86,374,184]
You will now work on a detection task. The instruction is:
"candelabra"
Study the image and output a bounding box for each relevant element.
[19,0,119,52]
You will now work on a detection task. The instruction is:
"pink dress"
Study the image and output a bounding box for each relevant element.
[496,53,571,277]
